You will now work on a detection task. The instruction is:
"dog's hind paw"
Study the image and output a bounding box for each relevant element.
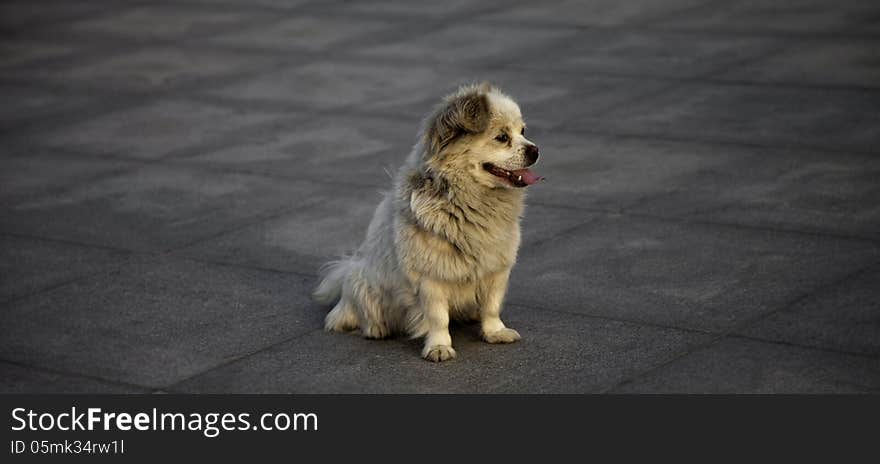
[422,344,456,362]
[483,327,521,344]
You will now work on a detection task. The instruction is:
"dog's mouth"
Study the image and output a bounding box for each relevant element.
[482,163,544,188]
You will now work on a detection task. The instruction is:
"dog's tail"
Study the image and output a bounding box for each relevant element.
[312,258,352,305]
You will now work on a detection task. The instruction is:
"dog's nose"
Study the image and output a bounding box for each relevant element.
[524,144,539,165]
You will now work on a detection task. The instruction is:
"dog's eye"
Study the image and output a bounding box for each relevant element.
[495,133,509,143]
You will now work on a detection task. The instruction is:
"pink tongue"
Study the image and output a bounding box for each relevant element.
[511,168,544,185]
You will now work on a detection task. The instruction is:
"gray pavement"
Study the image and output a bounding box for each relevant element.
[1,0,879,393]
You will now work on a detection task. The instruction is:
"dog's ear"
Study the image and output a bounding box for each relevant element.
[425,87,491,155]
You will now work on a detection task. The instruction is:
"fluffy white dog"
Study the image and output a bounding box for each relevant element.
[314,82,542,362]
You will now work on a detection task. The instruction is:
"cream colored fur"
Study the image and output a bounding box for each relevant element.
[313,83,539,362]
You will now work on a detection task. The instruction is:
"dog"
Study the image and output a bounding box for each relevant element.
[313,82,542,362]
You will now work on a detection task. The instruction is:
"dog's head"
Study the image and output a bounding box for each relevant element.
[422,83,542,189]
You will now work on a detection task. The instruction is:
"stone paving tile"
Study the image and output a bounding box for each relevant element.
[0,255,323,388]
[0,84,95,131]
[65,3,271,41]
[172,306,712,393]
[0,235,130,304]
[480,0,713,27]
[36,99,281,160]
[201,15,395,52]
[0,149,135,203]
[856,17,880,35]
[653,0,880,34]
[325,0,493,19]
[507,215,880,333]
[520,204,598,247]
[0,361,148,393]
[575,83,880,153]
[185,0,313,9]
[612,337,880,393]
[201,60,477,116]
[180,114,418,185]
[629,148,880,239]
[354,22,577,64]
[0,0,111,32]
[0,40,81,69]
[176,186,386,274]
[720,39,880,88]
[736,266,880,357]
[508,30,778,79]
[20,47,273,93]
[1,164,330,252]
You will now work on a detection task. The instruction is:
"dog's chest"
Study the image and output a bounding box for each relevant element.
[401,190,522,281]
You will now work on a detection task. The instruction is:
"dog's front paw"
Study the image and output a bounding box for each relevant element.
[483,327,521,344]
[362,323,389,339]
[422,344,456,362]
